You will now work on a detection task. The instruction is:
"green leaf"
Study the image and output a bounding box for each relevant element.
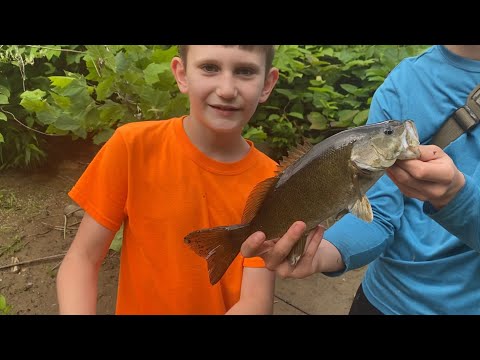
[20,89,47,101]
[0,133,4,143]
[0,295,6,309]
[114,52,129,74]
[50,93,71,109]
[0,94,8,105]
[338,110,359,123]
[20,90,47,112]
[110,224,124,252]
[0,85,10,97]
[243,126,267,142]
[288,112,304,120]
[45,48,62,61]
[307,112,328,130]
[28,143,45,155]
[25,116,35,127]
[365,68,388,77]
[96,76,115,101]
[143,63,170,85]
[93,128,115,144]
[353,109,369,125]
[0,112,6,121]
[139,88,170,109]
[163,94,188,118]
[99,101,128,123]
[85,45,116,71]
[151,46,178,63]
[308,86,337,95]
[73,127,88,139]
[367,76,385,82]
[36,106,60,125]
[275,88,298,100]
[340,84,358,95]
[55,115,81,131]
[153,72,176,91]
[49,76,75,88]
[290,102,304,114]
[45,124,69,135]
[25,146,31,164]
[55,79,88,98]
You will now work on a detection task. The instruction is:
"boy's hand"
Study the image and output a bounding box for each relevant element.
[387,145,465,210]
[241,221,325,279]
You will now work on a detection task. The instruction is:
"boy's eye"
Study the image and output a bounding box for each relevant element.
[201,64,218,73]
[236,67,256,76]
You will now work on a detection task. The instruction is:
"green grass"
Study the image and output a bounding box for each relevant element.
[0,295,11,315]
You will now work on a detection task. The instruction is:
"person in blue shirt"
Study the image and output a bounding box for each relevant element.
[241,45,480,315]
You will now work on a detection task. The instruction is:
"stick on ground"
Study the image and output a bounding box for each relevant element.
[0,253,67,271]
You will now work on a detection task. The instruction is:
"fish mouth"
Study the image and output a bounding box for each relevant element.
[398,120,420,159]
[352,120,421,172]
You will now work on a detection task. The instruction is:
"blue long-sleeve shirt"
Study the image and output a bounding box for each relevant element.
[324,45,480,314]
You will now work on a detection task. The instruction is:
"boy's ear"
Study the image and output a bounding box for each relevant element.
[171,56,188,94]
[259,67,280,103]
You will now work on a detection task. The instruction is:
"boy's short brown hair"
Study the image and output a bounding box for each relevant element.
[178,45,275,72]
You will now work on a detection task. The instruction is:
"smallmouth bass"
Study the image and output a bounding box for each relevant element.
[185,120,420,285]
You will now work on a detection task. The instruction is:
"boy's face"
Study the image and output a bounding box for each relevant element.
[171,45,278,135]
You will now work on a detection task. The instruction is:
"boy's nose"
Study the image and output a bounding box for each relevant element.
[216,75,238,99]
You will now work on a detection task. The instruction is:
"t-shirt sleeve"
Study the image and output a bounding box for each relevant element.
[68,128,128,232]
[243,256,266,268]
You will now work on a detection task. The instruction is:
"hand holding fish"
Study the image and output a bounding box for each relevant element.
[386,145,465,210]
[241,221,326,279]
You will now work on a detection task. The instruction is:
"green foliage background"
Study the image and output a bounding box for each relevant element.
[0,45,430,168]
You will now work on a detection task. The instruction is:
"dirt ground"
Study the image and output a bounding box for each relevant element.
[0,143,364,315]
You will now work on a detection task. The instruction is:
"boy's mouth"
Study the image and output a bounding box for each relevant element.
[210,104,240,111]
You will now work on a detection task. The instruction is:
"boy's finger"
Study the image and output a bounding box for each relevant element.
[240,231,266,258]
[302,225,324,259]
[268,221,306,268]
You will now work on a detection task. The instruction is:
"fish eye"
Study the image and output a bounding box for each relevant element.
[384,128,394,135]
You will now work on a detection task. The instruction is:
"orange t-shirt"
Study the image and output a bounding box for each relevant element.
[69,116,277,314]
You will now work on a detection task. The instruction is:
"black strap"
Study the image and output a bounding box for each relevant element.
[431,84,480,149]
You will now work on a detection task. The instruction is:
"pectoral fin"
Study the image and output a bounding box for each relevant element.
[349,195,373,222]
[288,232,308,266]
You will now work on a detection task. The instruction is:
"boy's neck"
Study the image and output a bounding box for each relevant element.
[183,116,251,163]
[444,45,480,60]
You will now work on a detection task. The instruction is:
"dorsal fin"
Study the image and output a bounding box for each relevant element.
[275,139,313,175]
[241,176,279,223]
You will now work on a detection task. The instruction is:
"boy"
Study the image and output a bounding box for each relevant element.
[56,45,280,314]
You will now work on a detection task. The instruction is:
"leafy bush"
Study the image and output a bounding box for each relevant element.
[249,45,429,159]
[0,45,429,168]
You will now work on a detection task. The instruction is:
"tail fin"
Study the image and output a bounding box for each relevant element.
[184,224,252,285]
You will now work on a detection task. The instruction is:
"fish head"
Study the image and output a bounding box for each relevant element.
[351,119,420,172]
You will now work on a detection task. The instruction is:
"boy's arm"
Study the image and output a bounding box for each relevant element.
[388,145,480,251]
[425,174,480,251]
[225,267,275,315]
[56,212,115,314]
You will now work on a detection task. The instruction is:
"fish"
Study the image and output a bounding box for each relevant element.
[185,119,421,285]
